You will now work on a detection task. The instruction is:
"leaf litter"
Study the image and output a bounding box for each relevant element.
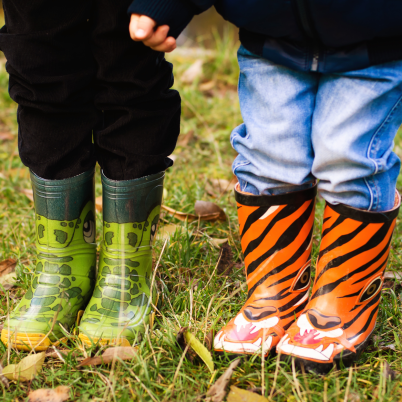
[78,346,137,367]
[227,386,269,402]
[176,327,214,373]
[2,352,46,381]
[28,386,70,402]
[205,359,241,402]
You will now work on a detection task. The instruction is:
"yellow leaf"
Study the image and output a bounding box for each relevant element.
[21,188,34,202]
[95,196,103,212]
[184,330,214,373]
[157,224,182,240]
[3,352,46,381]
[28,385,70,402]
[227,386,269,402]
[211,238,228,248]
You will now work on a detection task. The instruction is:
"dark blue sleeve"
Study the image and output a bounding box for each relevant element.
[128,0,216,38]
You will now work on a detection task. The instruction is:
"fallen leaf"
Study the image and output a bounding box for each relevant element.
[78,346,137,367]
[0,132,14,141]
[8,168,30,180]
[383,361,397,381]
[205,330,214,351]
[177,327,196,363]
[227,386,269,402]
[199,81,215,92]
[210,238,228,248]
[178,130,195,147]
[95,196,102,212]
[45,348,80,361]
[347,391,361,402]
[0,363,9,388]
[181,59,203,84]
[161,205,198,222]
[21,188,34,202]
[384,271,402,280]
[0,272,17,291]
[28,386,70,402]
[206,178,236,197]
[158,223,182,241]
[184,330,214,373]
[194,201,226,222]
[2,352,46,381]
[217,243,235,276]
[0,258,17,276]
[379,343,396,351]
[206,359,241,402]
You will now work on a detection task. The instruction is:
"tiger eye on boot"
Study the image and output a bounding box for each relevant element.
[214,183,317,356]
[277,193,401,373]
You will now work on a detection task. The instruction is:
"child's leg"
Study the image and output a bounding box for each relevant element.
[0,0,98,179]
[1,0,99,350]
[231,46,317,195]
[91,0,181,181]
[78,0,180,346]
[214,46,320,356]
[278,61,402,372]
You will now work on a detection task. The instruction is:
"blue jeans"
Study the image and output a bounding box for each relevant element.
[232,46,402,211]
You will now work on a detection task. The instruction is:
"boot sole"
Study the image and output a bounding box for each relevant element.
[1,329,67,351]
[280,335,372,374]
[79,333,131,347]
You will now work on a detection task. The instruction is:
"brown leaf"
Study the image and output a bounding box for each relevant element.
[383,361,397,381]
[347,391,361,402]
[379,343,396,352]
[227,386,269,402]
[199,81,215,92]
[21,188,34,202]
[0,132,14,141]
[95,196,102,212]
[0,258,17,276]
[178,130,195,146]
[28,386,70,402]
[205,330,214,351]
[0,363,9,389]
[194,201,227,222]
[181,59,203,84]
[176,327,196,363]
[45,348,80,360]
[217,243,235,276]
[384,271,402,280]
[161,205,198,222]
[78,346,137,367]
[206,359,241,402]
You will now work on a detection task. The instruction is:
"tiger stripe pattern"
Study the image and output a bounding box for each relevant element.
[278,193,400,371]
[214,184,317,356]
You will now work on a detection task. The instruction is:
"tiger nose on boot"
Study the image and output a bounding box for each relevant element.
[307,309,341,330]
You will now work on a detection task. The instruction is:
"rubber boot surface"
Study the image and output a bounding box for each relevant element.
[214,184,317,356]
[1,170,96,351]
[79,171,164,346]
[277,194,401,373]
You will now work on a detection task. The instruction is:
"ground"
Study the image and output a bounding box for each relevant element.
[1,27,402,402]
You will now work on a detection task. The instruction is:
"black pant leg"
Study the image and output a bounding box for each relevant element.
[0,0,99,179]
[92,0,181,181]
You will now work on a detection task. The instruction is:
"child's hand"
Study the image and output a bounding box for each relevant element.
[130,14,177,52]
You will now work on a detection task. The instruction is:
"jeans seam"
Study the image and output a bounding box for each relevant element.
[364,92,402,211]
[367,93,402,173]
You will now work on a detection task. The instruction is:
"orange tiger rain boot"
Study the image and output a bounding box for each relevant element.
[213,183,317,356]
[277,193,401,373]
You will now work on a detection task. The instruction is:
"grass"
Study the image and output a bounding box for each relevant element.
[1,27,402,401]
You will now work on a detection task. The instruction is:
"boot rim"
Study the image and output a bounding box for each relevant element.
[234,182,317,206]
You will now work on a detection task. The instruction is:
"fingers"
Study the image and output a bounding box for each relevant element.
[130,14,177,52]
[148,36,177,53]
[143,26,177,52]
[130,14,156,41]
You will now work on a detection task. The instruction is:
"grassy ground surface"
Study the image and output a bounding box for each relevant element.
[1,29,402,401]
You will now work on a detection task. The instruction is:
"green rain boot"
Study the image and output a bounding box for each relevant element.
[78,171,164,347]
[1,170,96,351]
